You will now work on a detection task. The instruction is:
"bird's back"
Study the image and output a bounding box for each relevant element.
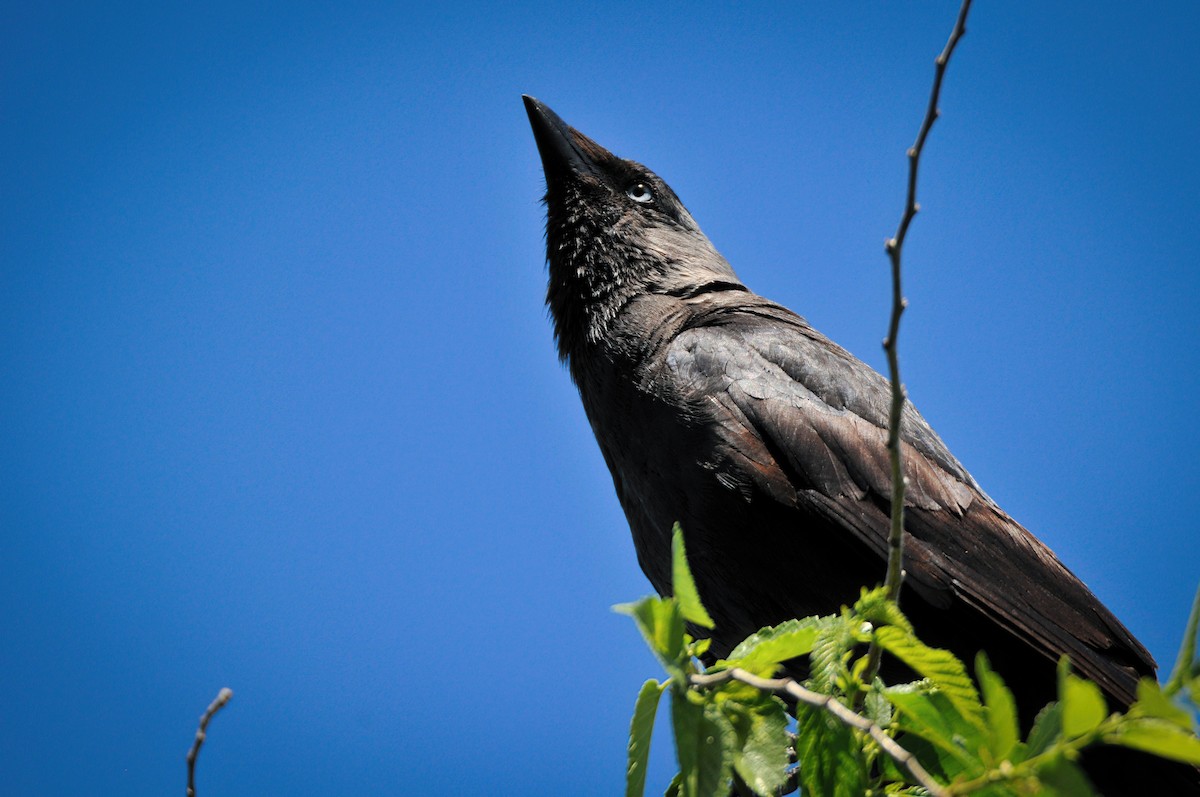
[581,287,1154,715]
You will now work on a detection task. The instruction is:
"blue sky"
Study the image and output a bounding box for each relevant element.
[3,3,1198,795]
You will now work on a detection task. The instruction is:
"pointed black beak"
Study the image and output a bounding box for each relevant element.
[522,95,607,182]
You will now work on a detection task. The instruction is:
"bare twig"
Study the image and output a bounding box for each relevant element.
[1164,582,1200,696]
[186,687,233,797]
[860,0,974,708]
[690,668,949,797]
[882,0,974,601]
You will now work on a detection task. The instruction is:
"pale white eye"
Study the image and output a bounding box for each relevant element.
[626,182,654,204]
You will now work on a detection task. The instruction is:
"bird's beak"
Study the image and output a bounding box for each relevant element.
[522,95,611,182]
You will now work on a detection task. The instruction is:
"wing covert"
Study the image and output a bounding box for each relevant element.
[662,300,1154,703]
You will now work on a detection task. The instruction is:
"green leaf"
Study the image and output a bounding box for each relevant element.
[1165,583,1200,696]
[1059,667,1107,738]
[1036,754,1098,797]
[672,690,735,797]
[976,653,1019,760]
[724,617,823,675]
[874,625,985,731]
[663,773,682,797]
[877,732,956,786]
[1104,717,1200,765]
[671,524,715,629]
[627,680,665,797]
[720,695,790,796]
[616,597,686,674]
[884,684,978,772]
[853,586,914,635]
[864,679,893,729]
[810,615,855,691]
[1130,678,1193,730]
[794,703,869,797]
[1025,701,1064,757]
[688,637,711,660]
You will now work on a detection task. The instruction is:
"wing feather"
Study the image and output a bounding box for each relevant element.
[665,297,1153,704]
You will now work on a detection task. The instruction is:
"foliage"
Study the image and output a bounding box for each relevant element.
[619,526,1200,797]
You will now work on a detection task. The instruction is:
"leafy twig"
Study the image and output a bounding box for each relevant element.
[944,714,1122,796]
[186,687,233,797]
[690,667,949,797]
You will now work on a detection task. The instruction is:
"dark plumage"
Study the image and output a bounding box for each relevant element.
[523,95,1197,794]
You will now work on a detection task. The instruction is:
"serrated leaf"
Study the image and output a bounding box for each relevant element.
[724,617,823,675]
[720,695,789,796]
[882,785,941,797]
[976,653,1019,759]
[874,625,985,731]
[864,679,893,729]
[1036,753,1098,797]
[877,731,956,786]
[1104,717,1200,765]
[671,524,715,629]
[810,615,855,691]
[672,690,735,797]
[1130,678,1193,730]
[1060,672,1107,738]
[616,597,686,674]
[794,703,869,797]
[884,685,978,772]
[663,773,682,797]
[853,587,914,635]
[627,680,665,797]
[1026,701,1064,757]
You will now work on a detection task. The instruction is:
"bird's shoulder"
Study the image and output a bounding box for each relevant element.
[651,291,1156,696]
[664,295,878,411]
[655,292,974,493]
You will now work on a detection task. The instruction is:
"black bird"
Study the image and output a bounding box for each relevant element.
[522,95,1196,794]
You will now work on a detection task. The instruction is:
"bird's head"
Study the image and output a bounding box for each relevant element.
[523,96,741,362]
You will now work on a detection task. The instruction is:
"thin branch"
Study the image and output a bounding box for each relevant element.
[860,0,974,699]
[882,0,973,601]
[186,687,233,797]
[690,668,949,797]
[1164,582,1200,696]
[943,714,1120,796]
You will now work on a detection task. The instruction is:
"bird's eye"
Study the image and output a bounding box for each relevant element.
[626,183,654,204]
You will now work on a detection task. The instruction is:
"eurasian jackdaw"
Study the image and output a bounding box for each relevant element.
[523,95,1198,795]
